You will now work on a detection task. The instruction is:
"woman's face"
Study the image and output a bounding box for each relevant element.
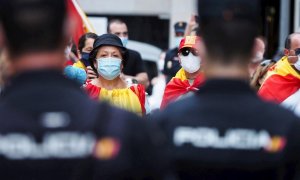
[94,46,123,68]
[82,38,95,53]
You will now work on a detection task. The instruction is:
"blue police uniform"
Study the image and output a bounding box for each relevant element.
[0,70,166,179]
[155,79,300,180]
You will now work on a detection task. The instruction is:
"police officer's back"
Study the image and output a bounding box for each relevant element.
[156,0,300,179]
[0,0,166,179]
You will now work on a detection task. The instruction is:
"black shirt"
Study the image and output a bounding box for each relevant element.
[156,79,300,180]
[162,47,181,83]
[123,49,146,76]
[0,70,166,180]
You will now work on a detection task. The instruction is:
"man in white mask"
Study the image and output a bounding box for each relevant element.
[161,36,205,109]
[259,33,300,117]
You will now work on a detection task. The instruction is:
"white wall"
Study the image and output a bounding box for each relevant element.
[169,0,197,47]
[77,0,197,48]
[77,0,171,16]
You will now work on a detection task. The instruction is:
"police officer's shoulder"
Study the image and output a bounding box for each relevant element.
[95,102,141,122]
[161,95,198,121]
[261,100,300,123]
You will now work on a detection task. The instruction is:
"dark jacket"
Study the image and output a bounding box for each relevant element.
[163,47,181,83]
[156,79,300,180]
[123,49,146,76]
[0,70,166,180]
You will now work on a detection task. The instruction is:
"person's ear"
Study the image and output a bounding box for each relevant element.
[284,49,290,56]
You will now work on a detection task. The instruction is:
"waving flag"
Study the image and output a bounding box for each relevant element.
[258,56,300,116]
[67,0,95,45]
[160,68,205,109]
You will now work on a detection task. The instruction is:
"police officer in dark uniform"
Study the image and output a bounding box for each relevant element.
[155,0,300,179]
[163,22,187,83]
[0,0,166,179]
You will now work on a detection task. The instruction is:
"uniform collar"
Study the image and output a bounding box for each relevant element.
[8,69,68,85]
[197,78,255,95]
[2,69,79,96]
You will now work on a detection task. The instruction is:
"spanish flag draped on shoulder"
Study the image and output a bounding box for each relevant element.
[160,68,205,109]
[258,56,300,115]
[67,0,95,44]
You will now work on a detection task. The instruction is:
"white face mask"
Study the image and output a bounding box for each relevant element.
[295,56,300,71]
[180,53,201,73]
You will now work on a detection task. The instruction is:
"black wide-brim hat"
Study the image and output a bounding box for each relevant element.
[90,34,127,55]
[88,34,128,72]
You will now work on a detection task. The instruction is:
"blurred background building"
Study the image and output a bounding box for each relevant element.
[78,0,300,59]
[76,0,300,105]
[78,0,197,50]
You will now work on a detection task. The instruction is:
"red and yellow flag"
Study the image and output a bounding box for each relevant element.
[160,68,205,109]
[258,56,300,103]
[85,83,146,116]
[67,0,95,45]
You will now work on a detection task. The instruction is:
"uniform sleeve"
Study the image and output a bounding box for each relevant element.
[286,118,300,162]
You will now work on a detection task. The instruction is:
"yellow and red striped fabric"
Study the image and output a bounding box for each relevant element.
[258,56,300,103]
[160,68,205,109]
[85,83,146,116]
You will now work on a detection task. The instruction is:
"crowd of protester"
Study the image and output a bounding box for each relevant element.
[0,0,300,179]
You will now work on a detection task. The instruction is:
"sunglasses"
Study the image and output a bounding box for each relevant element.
[180,47,199,56]
[295,48,300,56]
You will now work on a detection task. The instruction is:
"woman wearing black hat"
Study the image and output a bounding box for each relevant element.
[84,34,149,116]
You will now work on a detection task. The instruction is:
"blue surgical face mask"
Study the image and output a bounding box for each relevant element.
[81,52,90,67]
[97,57,122,80]
[120,37,128,47]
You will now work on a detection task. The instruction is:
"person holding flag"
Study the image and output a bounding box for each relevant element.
[258,33,300,116]
[160,35,205,109]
